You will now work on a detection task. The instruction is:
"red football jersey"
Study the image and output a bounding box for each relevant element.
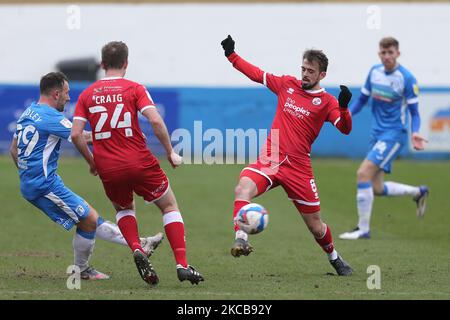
[228,53,349,159]
[74,77,157,174]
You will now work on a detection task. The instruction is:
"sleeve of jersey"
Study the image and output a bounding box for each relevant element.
[73,92,88,122]
[327,100,352,135]
[349,93,370,115]
[404,74,419,105]
[227,52,283,94]
[404,74,420,132]
[408,103,421,133]
[47,116,72,140]
[361,69,372,96]
[136,85,156,113]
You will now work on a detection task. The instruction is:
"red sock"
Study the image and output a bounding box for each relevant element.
[315,224,335,254]
[117,215,143,254]
[233,200,250,231]
[163,211,187,267]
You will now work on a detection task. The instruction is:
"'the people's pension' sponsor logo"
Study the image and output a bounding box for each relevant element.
[283,97,311,119]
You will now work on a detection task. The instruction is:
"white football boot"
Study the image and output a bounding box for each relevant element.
[413,185,429,218]
[140,232,164,257]
[339,227,371,240]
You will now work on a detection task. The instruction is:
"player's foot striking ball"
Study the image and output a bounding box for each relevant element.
[230,238,254,257]
[222,35,354,276]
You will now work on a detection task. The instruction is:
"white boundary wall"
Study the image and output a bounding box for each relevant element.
[0,3,449,86]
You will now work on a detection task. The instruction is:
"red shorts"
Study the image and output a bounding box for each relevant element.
[241,154,320,213]
[99,162,169,208]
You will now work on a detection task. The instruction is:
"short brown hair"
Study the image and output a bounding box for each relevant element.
[303,49,328,72]
[40,72,68,95]
[379,37,399,49]
[101,41,128,70]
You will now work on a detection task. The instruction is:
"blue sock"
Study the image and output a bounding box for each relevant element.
[97,216,105,227]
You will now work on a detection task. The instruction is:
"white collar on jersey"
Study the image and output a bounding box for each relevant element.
[305,88,325,94]
[101,76,123,80]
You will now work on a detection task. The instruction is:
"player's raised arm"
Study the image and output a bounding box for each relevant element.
[221,35,283,94]
[142,107,182,168]
[9,135,18,168]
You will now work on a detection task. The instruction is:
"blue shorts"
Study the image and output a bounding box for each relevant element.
[366,140,404,174]
[28,182,90,230]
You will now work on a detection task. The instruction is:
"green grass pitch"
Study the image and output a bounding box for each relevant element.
[0,156,449,300]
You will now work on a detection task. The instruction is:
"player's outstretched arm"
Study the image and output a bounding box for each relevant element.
[9,136,18,168]
[335,85,353,135]
[349,93,369,115]
[142,108,182,168]
[71,119,97,175]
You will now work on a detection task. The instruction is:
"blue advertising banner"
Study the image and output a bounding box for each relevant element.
[1,84,449,160]
[0,84,179,155]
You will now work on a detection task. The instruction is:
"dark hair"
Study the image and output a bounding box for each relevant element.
[303,49,328,72]
[101,41,129,70]
[40,72,68,95]
[379,37,399,49]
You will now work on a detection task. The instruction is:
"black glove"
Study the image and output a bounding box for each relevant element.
[221,35,235,57]
[338,85,352,109]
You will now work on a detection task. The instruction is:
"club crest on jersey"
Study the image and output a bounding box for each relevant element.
[75,205,85,215]
[287,88,294,94]
[312,97,322,105]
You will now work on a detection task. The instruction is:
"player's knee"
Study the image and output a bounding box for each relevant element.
[78,208,98,232]
[155,190,179,214]
[234,183,254,199]
[162,204,179,214]
[357,168,371,182]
